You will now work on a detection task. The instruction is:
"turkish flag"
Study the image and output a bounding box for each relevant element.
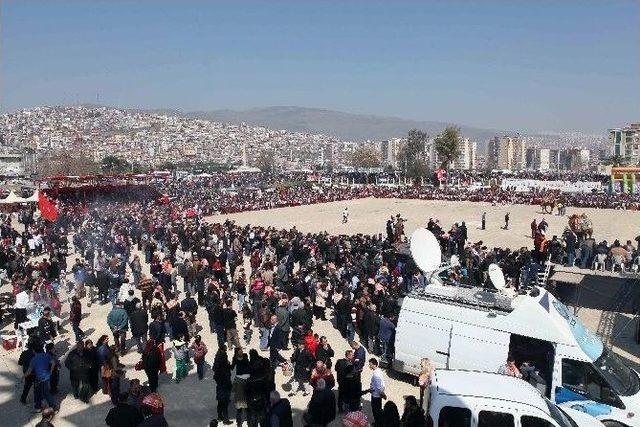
[38,194,59,222]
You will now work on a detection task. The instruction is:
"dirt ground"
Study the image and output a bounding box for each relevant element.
[206,197,640,250]
[1,198,639,426]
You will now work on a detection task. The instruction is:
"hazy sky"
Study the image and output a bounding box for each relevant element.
[2,0,638,133]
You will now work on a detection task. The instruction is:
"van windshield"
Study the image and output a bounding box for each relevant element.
[594,347,640,396]
[544,398,576,427]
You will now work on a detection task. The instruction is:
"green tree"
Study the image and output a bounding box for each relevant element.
[399,128,429,179]
[130,162,149,174]
[604,155,626,167]
[101,155,130,173]
[255,149,276,174]
[158,161,177,171]
[434,125,462,172]
[350,146,381,170]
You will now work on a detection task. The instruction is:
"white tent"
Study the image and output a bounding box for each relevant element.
[226,166,261,174]
[0,190,38,204]
[23,190,39,203]
[0,191,23,204]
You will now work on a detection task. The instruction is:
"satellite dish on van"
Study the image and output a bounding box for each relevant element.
[488,263,506,290]
[450,254,460,268]
[410,228,441,273]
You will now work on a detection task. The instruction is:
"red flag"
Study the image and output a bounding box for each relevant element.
[38,194,59,222]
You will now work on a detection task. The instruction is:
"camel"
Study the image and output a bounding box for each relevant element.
[540,197,556,214]
[568,213,593,240]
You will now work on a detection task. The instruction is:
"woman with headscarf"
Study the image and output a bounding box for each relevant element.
[382,401,401,427]
[172,338,188,383]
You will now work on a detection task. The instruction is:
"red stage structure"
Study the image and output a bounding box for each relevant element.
[37,173,167,203]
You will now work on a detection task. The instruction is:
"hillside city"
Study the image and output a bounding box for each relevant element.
[0,105,630,177]
[0,106,357,173]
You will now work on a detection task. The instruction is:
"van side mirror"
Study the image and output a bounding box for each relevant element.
[602,387,617,404]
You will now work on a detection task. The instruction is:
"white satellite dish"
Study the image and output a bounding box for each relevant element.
[488,263,506,290]
[450,254,460,268]
[410,228,441,273]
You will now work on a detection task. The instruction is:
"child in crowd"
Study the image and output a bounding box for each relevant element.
[172,339,188,383]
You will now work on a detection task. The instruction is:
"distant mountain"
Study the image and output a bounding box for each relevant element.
[177,106,506,145]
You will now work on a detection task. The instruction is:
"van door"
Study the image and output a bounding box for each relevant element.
[448,324,510,371]
[394,311,454,374]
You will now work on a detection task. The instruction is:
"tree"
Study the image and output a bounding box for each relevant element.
[37,150,100,178]
[350,146,381,170]
[604,155,626,167]
[158,161,177,171]
[399,129,429,179]
[101,155,130,173]
[255,149,276,174]
[434,125,462,171]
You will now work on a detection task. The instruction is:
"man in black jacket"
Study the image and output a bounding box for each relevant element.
[123,290,140,315]
[129,303,148,353]
[181,292,198,336]
[246,357,268,427]
[305,378,336,426]
[170,311,189,341]
[64,341,89,400]
[316,336,335,369]
[180,291,198,316]
[18,339,36,404]
[96,270,110,304]
[334,350,353,412]
[38,307,57,343]
[334,290,351,338]
[268,315,286,368]
[267,390,292,427]
[105,392,144,427]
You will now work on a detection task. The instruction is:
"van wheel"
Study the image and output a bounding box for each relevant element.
[602,421,628,427]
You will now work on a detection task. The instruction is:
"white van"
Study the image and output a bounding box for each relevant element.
[428,369,603,426]
[394,285,640,426]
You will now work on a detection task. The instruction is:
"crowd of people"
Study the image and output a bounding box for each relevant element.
[2,169,639,427]
[151,173,640,219]
[2,192,431,427]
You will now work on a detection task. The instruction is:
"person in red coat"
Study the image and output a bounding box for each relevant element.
[304,329,318,358]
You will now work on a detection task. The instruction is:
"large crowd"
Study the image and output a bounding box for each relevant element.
[153,172,640,218]
[1,171,639,427]
[2,193,428,427]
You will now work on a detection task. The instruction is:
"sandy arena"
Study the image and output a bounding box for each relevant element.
[207,197,640,249]
[1,197,639,426]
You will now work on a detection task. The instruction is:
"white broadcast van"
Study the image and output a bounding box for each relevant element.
[428,369,603,426]
[393,285,640,426]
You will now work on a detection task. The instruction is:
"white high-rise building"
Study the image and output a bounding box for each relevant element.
[488,135,527,170]
[453,138,477,170]
[379,137,405,169]
[525,147,551,171]
[428,137,477,170]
